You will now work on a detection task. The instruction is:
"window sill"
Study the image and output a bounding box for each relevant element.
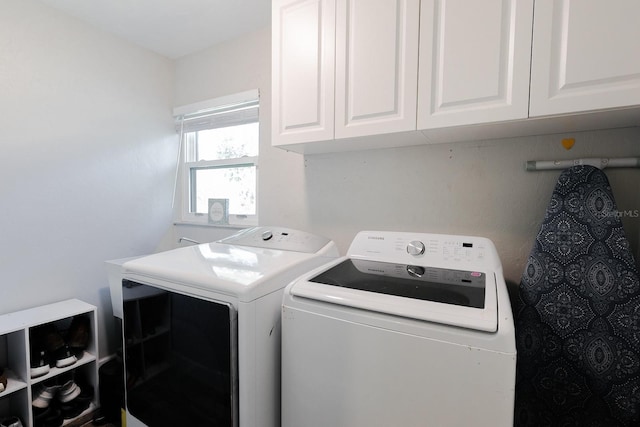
[173,220,249,229]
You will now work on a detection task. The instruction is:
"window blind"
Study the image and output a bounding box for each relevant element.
[175,100,259,133]
[173,89,260,133]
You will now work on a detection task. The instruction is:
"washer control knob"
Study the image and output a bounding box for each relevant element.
[407,241,425,256]
[262,230,273,241]
[407,265,426,278]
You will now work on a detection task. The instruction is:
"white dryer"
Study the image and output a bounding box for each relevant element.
[118,226,338,427]
[282,231,516,427]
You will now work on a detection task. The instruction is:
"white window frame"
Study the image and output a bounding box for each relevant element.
[173,90,259,227]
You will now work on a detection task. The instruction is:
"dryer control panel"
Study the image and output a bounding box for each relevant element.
[218,226,335,254]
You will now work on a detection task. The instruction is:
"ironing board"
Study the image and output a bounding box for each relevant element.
[515,165,640,426]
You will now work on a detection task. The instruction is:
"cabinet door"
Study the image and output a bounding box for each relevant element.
[272,0,336,145]
[334,0,420,138]
[530,0,640,117]
[417,0,533,129]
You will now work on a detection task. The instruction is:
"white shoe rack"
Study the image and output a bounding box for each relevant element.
[0,299,99,427]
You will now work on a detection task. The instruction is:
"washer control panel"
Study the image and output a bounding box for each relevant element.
[349,231,495,269]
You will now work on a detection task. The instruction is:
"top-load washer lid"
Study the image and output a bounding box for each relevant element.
[288,231,503,332]
[290,259,497,332]
[122,227,339,302]
[310,259,486,309]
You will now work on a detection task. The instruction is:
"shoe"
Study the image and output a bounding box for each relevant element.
[33,405,62,427]
[31,323,77,369]
[66,315,90,359]
[52,346,76,369]
[32,379,59,409]
[91,413,109,426]
[57,379,81,403]
[60,377,93,419]
[30,350,50,378]
[0,368,7,393]
[60,395,91,420]
[0,416,24,427]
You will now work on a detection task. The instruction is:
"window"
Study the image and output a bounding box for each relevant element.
[174,90,259,226]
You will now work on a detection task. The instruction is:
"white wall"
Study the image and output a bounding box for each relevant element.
[0,0,176,356]
[174,26,640,290]
[4,7,634,359]
[170,26,309,248]
[302,129,640,284]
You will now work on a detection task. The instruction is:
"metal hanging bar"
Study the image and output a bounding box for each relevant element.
[178,237,201,245]
[526,157,640,171]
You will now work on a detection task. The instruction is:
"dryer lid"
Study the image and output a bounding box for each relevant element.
[290,257,498,332]
[122,227,338,302]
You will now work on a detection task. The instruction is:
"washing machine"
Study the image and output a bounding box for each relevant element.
[282,231,516,427]
[116,226,338,427]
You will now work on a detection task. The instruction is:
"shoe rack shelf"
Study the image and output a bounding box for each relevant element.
[0,299,99,427]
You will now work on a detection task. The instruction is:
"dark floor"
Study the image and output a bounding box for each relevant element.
[81,422,117,427]
[66,410,117,427]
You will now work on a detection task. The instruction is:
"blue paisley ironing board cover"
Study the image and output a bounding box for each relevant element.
[515,165,640,426]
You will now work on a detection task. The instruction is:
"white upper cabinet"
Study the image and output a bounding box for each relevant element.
[530,0,640,116]
[272,0,640,153]
[335,0,420,138]
[272,0,336,145]
[272,0,420,147]
[418,0,534,129]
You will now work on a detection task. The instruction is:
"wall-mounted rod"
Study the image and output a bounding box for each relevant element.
[178,237,201,245]
[526,157,640,171]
